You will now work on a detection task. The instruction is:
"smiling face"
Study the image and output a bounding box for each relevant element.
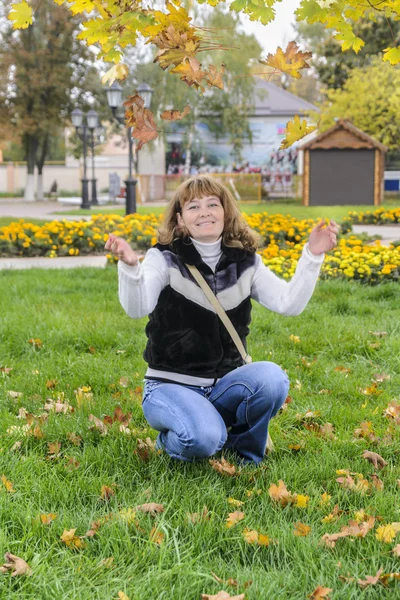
[176,195,225,243]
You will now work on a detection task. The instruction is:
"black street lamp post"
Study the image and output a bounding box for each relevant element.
[105,82,153,215]
[71,108,100,209]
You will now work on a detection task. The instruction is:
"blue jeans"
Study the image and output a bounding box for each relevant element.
[141,361,290,465]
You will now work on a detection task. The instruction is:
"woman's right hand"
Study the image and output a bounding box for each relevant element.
[104,234,139,266]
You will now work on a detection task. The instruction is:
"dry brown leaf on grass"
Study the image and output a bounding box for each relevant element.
[321,517,375,548]
[103,406,132,427]
[67,432,82,446]
[149,526,164,545]
[0,553,32,576]
[89,414,108,436]
[362,450,388,470]
[357,568,384,588]
[60,528,86,550]
[40,513,57,525]
[188,506,210,523]
[308,586,332,599]
[209,457,236,476]
[135,437,157,461]
[294,522,311,537]
[44,399,73,414]
[384,401,400,423]
[375,523,400,543]
[268,480,296,506]
[226,511,245,528]
[0,366,12,374]
[47,441,61,459]
[100,485,116,501]
[1,475,15,493]
[201,591,245,600]
[7,391,22,399]
[242,528,269,546]
[160,105,190,121]
[393,544,400,556]
[136,503,164,516]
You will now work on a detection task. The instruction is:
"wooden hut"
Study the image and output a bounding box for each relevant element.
[299,119,387,206]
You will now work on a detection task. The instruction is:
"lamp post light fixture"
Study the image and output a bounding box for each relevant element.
[71,107,101,209]
[105,81,153,215]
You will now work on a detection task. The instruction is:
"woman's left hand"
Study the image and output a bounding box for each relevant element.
[308,219,339,256]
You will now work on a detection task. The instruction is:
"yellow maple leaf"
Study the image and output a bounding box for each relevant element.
[226,511,245,528]
[280,115,317,150]
[375,524,396,543]
[294,522,311,537]
[295,494,309,509]
[60,528,85,549]
[227,497,244,508]
[1,475,15,493]
[7,1,32,30]
[102,64,129,85]
[40,513,57,525]
[259,41,312,79]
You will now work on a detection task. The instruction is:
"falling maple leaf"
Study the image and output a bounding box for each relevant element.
[136,503,164,516]
[0,552,32,576]
[102,63,129,86]
[226,511,245,528]
[209,457,236,476]
[294,522,311,537]
[308,586,332,599]
[280,115,316,149]
[124,94,158,151]
[259,41,311,79]
[160,105,191,121]
[362,450,387,470]
[205,63,225,89]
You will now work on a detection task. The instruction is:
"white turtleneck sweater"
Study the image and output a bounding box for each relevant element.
[118,237,324,385]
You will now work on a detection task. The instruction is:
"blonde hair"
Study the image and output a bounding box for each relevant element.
[157,175,262,252]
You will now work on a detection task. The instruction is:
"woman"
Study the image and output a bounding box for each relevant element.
[105,175,338,465]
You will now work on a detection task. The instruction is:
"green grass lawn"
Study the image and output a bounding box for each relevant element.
[51,197,400,222]
[0,269,399,599]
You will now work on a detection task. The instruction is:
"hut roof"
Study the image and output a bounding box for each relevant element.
[253,78,318,117]
[298,119,388,152]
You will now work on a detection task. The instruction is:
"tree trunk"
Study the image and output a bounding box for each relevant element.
[184,129,193,176]
[24,134,37,201]
[36,133,49,201]
[37,174,44,201]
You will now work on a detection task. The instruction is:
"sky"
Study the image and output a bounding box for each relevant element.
[239,0,302,54]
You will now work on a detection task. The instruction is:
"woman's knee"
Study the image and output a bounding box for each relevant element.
[183,426,227,459]
[248,361,290,411]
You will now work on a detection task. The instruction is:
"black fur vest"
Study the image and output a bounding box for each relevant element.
[143,236,257,379]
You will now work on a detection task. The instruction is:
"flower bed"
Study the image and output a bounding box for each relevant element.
[344,207,400,225]
[1,212,399,284]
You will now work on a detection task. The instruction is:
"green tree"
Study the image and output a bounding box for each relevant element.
[0,0,106,200]
[295,17,400,89]
[310,58,400,166]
